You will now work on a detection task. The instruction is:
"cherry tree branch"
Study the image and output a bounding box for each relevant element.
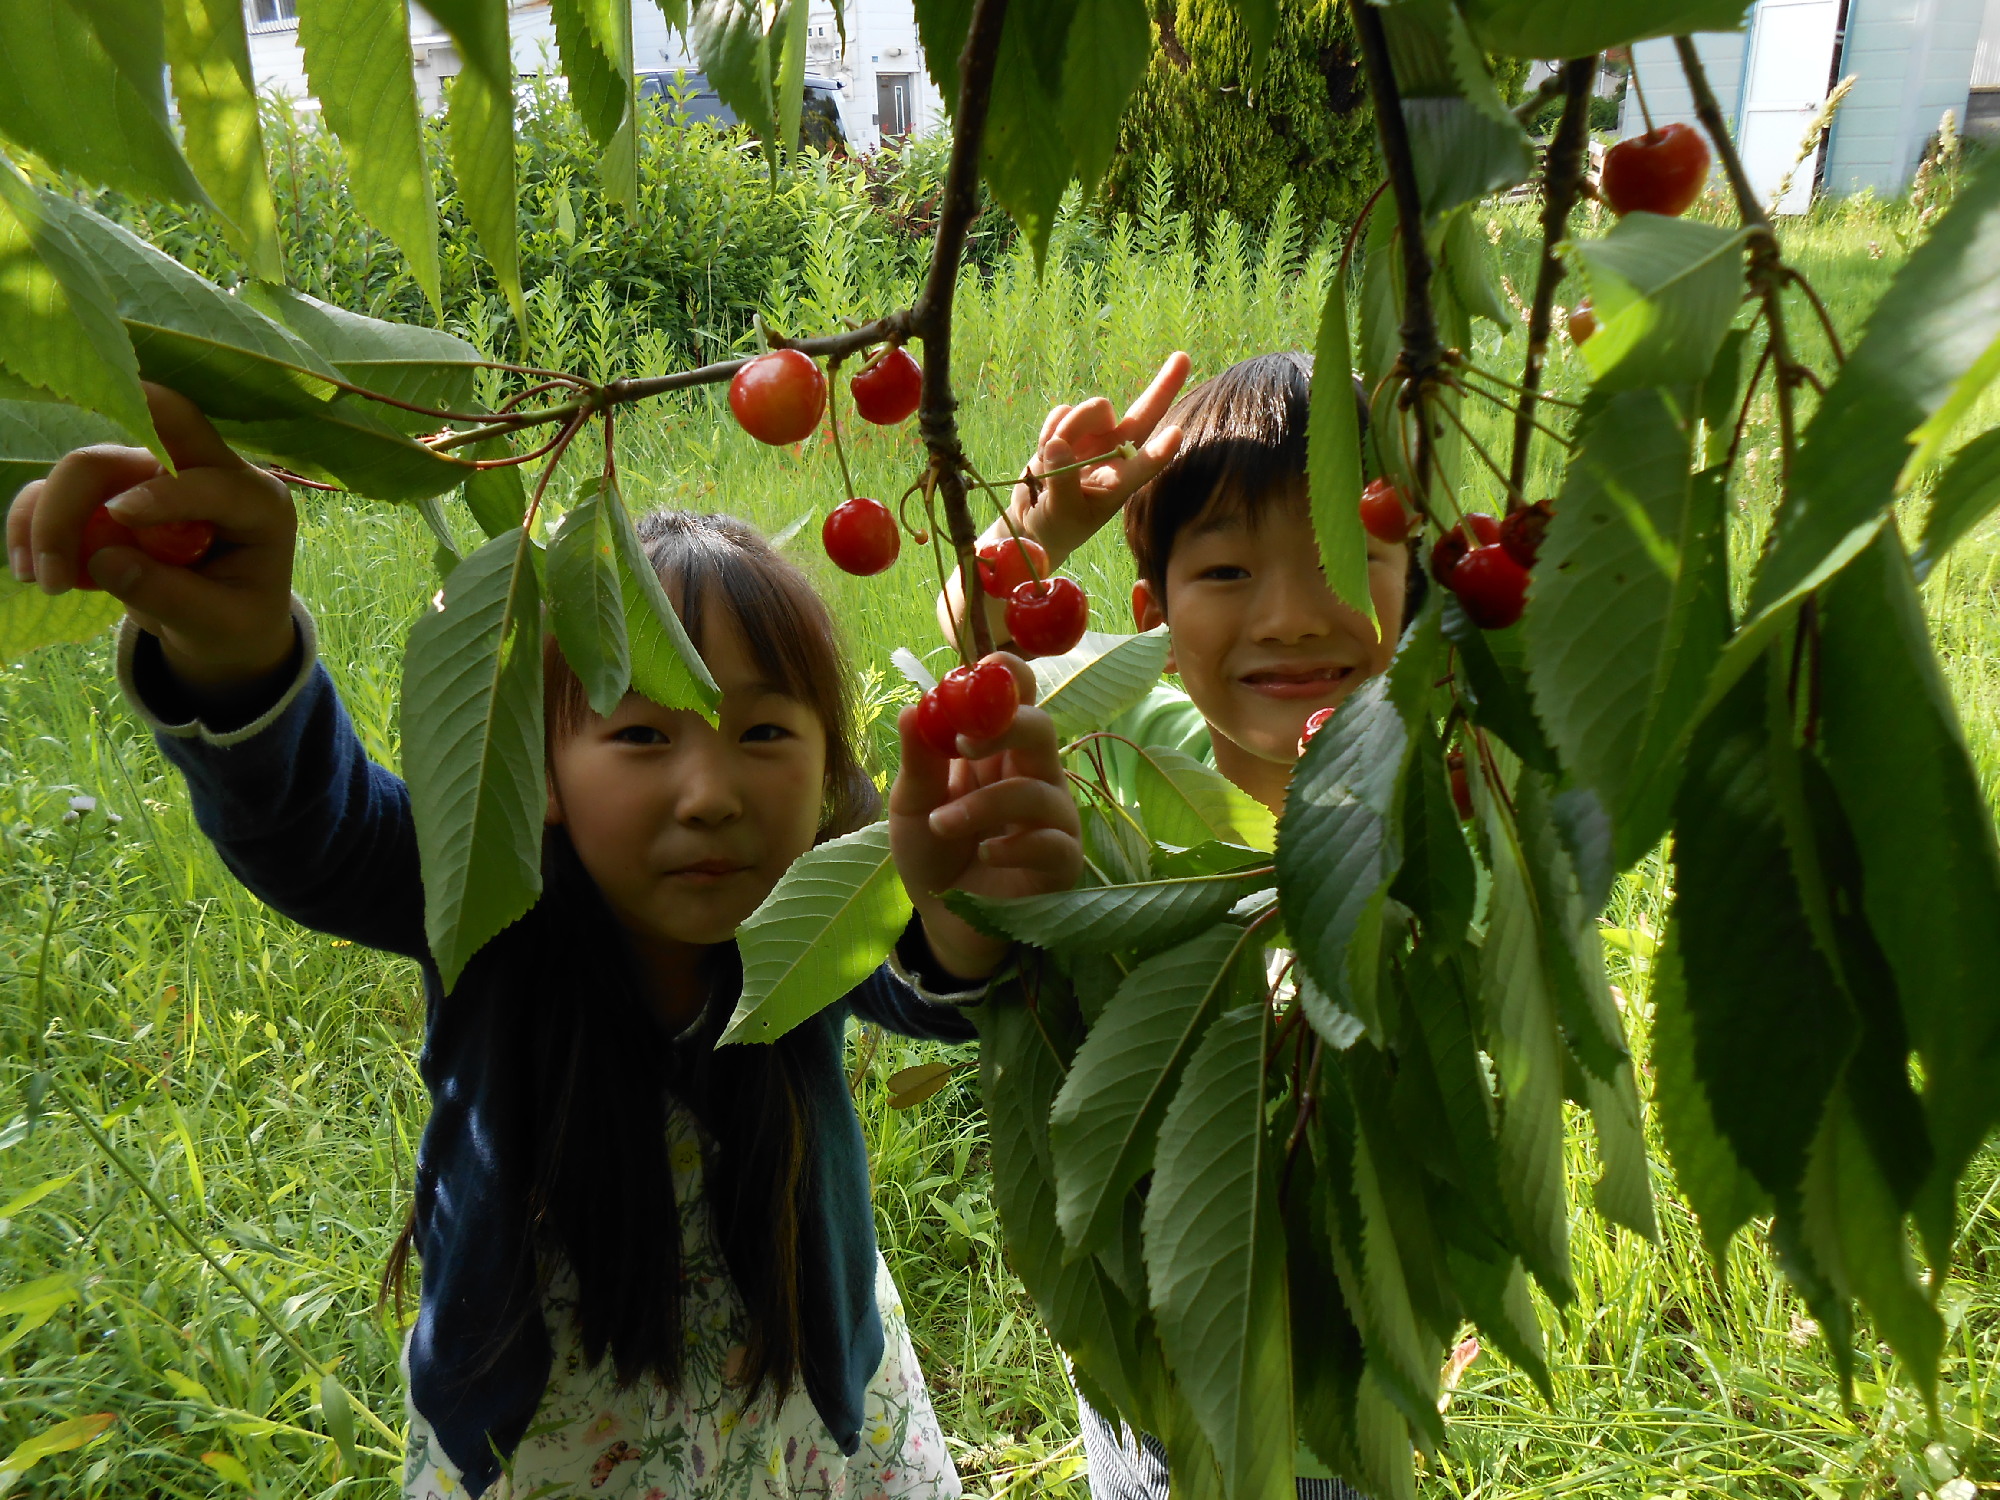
[1510,56,1597,498]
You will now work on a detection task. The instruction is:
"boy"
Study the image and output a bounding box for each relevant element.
[942,350,1417,1498]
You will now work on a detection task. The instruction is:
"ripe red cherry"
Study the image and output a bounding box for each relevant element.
[728,349,826,446]
[1449,545,1531,629]
[1499,500,1554,569]
[1602,123,1712,218]
[915,687,961,759]
[976,535,1049,598]
[850,346,922,426]
[936,661,1019,742]
[822,497,900,576]
[1005,576,1089,658]
[135,519,217,568]
[1358,477,1413,544]
[75,503,138,590]
[1429,512,1502,586]
[1447,749,1473,821]
[1567,300,1597,344]
[1298,706,1336,755]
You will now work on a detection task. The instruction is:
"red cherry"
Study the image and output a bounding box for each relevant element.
[1429,512,1502,586]
[1601,123,1712,218]
[915,687,960,759]
[135,518,217,568]
[1358,477,1413,544]
[822,497,900,576]
[1567,300,1597,345]
[850,346,923,426]
[1499,500,1554,570]
[1298,706,1336,755]
[976,536,1049,598]
[936,661,1019,742]
[1447,749,1473,821]
[75,503,138,590]
[728,349,826,446]
[1005,576,1089,658]
[1449,545,1531,629]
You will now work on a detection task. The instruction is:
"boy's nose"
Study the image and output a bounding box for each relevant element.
[1249,560,1343,643]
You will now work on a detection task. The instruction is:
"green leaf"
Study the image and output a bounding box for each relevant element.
[463,439,528,538]
[1747,152,2000,622]
[237,284,483,423]
[774,0,807,160]
[979,985,1149,1421]
[606,485,720,716]
[319,1374,357,1478]
[547,481,630,717]
[0,0,208,205]
[1126,744,1276,853]
[554,0,629,145]
[297,0,442,311]
[1307,263,1371,621]
[1031,626,1171,741]
[1699,326,1749,467]
[1058,0,1149,197]
[1387,720,1474,947]
[1461,0,1754,58]
[422,0,525,336]
[1442,1245,1548,1400]
[1511,768,1627,1082]
[1440,205,1510,330]
[1144,1002,1294,1500]
[162,0,281,279]
[1570,215,1746,393]
[1913,427,2000,579]
[1816,529,2000,1256]
[980,0,1073,265]
[1441,599,1558,773]
[0,1412,115,1483]
[401,531,546,991]
[1379,0,1535,221]
[720,822,912,1045]
[0,398,130,504]
[0,573,121,660]
[1288,1144,1368,1485]
[1050,923,1252,1257]
[944,867,1272,958]
[692,0,781,146]
[1396,945,1513,1251]
[1647,926,1767,1267]
[1671,650,1855,1204]
[0,162,159,461]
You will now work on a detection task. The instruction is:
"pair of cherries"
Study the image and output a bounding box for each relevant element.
[915,659,1019,759]
[76,505,216,589]
[1431,503,1551,630]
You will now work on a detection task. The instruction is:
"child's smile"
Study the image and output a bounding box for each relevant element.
[1238,661,1363,699]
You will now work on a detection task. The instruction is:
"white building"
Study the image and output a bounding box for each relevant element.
[242,0,946,153]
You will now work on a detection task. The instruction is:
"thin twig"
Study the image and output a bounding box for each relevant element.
[1720,340,1774,480]
[1434,395,1523,506]
[1448,374,1575,451]
[1449,353,1584,408]
[1783,266,1848,364]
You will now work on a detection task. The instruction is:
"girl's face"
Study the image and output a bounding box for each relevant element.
[546,605,828,960]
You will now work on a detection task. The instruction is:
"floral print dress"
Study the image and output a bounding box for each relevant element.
[402,1101,961,1500]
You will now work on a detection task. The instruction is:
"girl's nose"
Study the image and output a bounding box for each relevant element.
[672,744,745,827]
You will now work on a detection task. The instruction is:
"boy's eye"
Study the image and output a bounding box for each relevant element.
[612,725,669,746]
[741,723,794,744]
[1199,564,1251,582]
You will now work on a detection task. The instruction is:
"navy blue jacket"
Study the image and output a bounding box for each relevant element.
[121,614,980,1497]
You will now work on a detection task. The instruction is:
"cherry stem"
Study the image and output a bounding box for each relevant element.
[1338,179,1392,282]
[1448,374,1577,452]
[1630,57,1658,136]
[1452,354,1584,409]
[1783,267,1848,365]
[825,362,862,506]
[1434,394,1524,507]
[1720,340,1775,482]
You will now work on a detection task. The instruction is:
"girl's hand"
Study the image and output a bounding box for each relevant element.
[7,383,298,704]
[889,654,1083,982]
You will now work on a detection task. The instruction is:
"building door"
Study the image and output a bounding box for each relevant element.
[876,73,913,141]
[1738,0,1843,212]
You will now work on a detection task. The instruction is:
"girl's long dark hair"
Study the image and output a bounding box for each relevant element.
[382,510,877,1405]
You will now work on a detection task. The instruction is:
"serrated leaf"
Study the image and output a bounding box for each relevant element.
[1913,427,2000,579]
[1440,205,1510,330]
[162,0,281,279]
[0,0,208,205]
[1388,720,1474,946]
[1442,598,1558,773]
[692,0,781,147]
[981,0,1071,264]
[401,531,545,991]
[1443,1245,1548,1399]
[1033,627,1172,740]
[0,573,123,660]
[1126,744,1275,853]
[1050,923,1251,1257]
[1307,263,1371,621]
[945,867,1272,958]
[1817,529,2000,1258]
[547,482,630,716]
[607,485,720,716]
[0,161,159,460]
[719,822,911,1046]
[0,398,131,506]
[297,0,441,311]
[238,284,484,422]
[423,0,524,335]
[1059,0,1148,197]
[1512,769,1628,1085]
[1379,0,1535,221]
[1461,0,1754,56]
[1748,152,2000,622]
[1288,1141,1368,1483]
[1571,215,1746,393]
[1144,1002,1294,1500]
[979,986,1148,1421]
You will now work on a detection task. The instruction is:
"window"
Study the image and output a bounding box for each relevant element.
[249,0,298,26]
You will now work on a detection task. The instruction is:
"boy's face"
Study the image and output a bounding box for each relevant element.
[1134,487,1407,792]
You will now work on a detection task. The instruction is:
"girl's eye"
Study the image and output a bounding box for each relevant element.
[612,725,669,746]
[741,723,794,744]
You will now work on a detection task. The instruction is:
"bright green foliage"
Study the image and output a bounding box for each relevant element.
[423,0,526,334]
[161,0,282,280]
[546,481,631,715]
[1570,214,1746,392]
[1377,0,1533,221]
[1030,626,1172,740]
[1125,746,1275,851]
[947,865,1275,957]
[1307,266,1370,621]
[0,573,123,662]
[1914,426,2000,577]
[1461,0,1753,58]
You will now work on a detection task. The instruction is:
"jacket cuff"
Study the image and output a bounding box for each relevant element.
[117,597,318,747]
[890,915,1009,1007]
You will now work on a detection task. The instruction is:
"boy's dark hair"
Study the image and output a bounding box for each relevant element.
[1123,352,1424,616]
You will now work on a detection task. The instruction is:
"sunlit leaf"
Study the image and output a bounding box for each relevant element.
[606,484,720,716]
[1126,745,1276,853]
[423,0,525,335]
[1571,215,1745,393]
[162,0,281,279]
[547,479,631,716]
[1460,0,1754,58]
[1913,427,2000,579]
[1308,264,1372,621]
[1059,0,1149,197]
[1031,626,1171,741]
[1378,0,1534,221]
[945,868,1272,958]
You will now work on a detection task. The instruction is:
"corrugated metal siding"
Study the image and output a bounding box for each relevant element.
[1622,33,1749,140]
[1970,0,2000,86]
[1823,0,1984,191]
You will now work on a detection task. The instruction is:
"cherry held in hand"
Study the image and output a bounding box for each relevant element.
[1358,477,1413,544]
[1449,544,1530,629]
[976,535,1048,598]
[729,349,826,446]
[135,519,218,568]
[936,661,1019,742]
[915,687,961,759]
[850,346,923,426]
[1298,706,1335,755]
[1499,500,1553,569]
[823,497,900,575]
[75,504,138,590]
[1601,123,1711,218]
[1005,576,1088,658]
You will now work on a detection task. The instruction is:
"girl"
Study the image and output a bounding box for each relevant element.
[9,386,1085,1500]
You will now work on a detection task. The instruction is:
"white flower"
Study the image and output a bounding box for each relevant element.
[69,795,97,814]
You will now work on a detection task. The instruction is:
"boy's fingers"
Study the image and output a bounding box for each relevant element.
[143,381,249,473]
[926,776,1079,844]
[7,478,41,580]
[1115,351,1192,440]
[1081,422,1184,499]
[27,445,166,594]
[889,702,955,815]
[1037,403,1074,449]
[105,465,293,536]
[1054,397,1117,451]
[976,827,1082,875]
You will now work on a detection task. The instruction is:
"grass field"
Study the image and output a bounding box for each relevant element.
[3,181,1999,1499]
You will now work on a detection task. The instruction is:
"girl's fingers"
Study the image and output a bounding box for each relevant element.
[1054,397,1117,451]
[975,826,1083,876]
[8,478,42,581]
[105,464,293,539]
[926,775,1079,844]
[888,702,956,816]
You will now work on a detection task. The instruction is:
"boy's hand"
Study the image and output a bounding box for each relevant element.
[889,654,1083,982]
[7,383,298,701]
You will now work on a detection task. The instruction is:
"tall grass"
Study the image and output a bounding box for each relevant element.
[3,168,1997,1499]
